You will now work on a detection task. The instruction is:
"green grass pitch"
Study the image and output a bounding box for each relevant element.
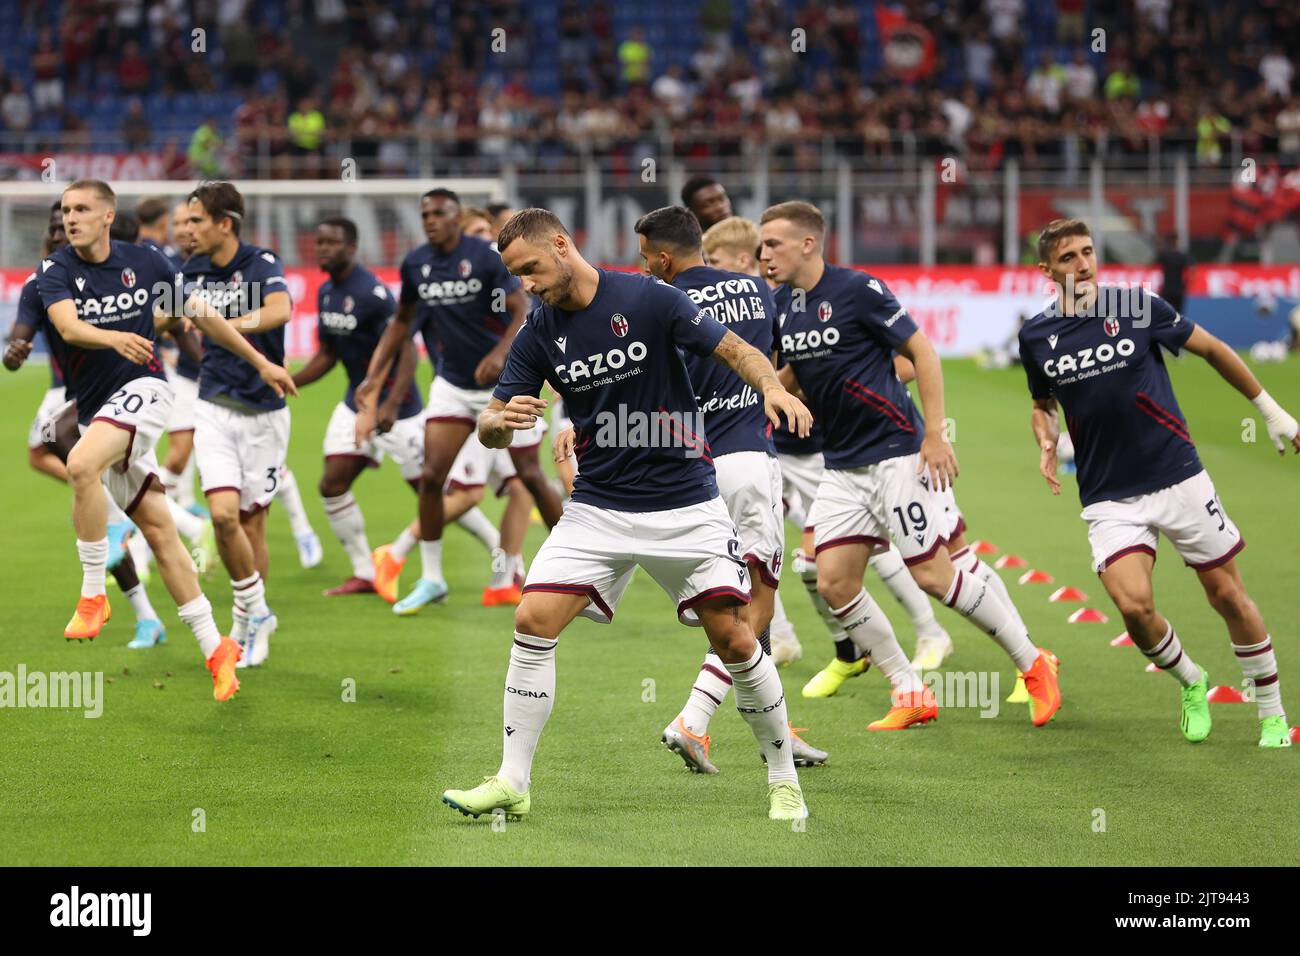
[1,355,1296,866]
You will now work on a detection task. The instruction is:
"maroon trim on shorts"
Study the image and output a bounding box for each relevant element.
[446,480,485,494]
[240,501,271,521]
[90,416,136,472]
[950,516,967,540]
[203,485,242,498]
[124,473,161,516]
[677,586,751,618]
[743,551,780,588]
[902,537,945,566]
[522,583,614,622]
[1101,544,1157,572]
[425,415,476,425]
[813,533,886,556]
[1187,538,1245,571]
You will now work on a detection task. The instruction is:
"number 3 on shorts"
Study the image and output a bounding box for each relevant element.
[265,467,279,494]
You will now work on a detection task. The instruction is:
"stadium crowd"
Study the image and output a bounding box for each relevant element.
[0,0,1297,177]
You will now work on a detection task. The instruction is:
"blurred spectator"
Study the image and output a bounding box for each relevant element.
[652,64,692,120]
[1156,233,1191,313]
[117,41,151,95]
[1104,59,1141,100]
[288,96,326,175]
[1062,50,1097,102]
[1057,0,1085,44]
[1260,46,1294,97]
[618,27,651,85]
[1277,95,1300,161]
[1196,104,1232,165]
[2,77,33,132]
[121,99,152,151]
[31,29,62,113]
[188,117,224,177]
[1028,52,1066,116]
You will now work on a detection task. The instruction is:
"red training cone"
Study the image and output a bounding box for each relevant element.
[1145,662,1161,673]
[1289,726,1300,745]
[1050,586,1088,602]
[1206,685,1246,704]
[1067,608,1109,623]
[1018,569,1055,585]
[995,554,1028,569]
[972,540,998,555]
[1110,632,1135,647]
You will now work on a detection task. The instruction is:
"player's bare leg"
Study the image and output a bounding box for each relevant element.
[1100,551,1211,741]
[208,489,275,666]
[483,477,530,606]
[161,430,194,505]
[1198,559,1287,745]
[441,589,588,820]
[507,443,563,528]
[397,419,472,613]
[29,444,67,482]
[320,456,376,596]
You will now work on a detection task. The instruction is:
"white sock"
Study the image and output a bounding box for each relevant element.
[392,526,418,560]
[785,498,808,533]
[323,492,374,580]
[124,583,157,623]
[941,568,1038,671]
[497,632,557,793]
[232,572,270,618]
[509,553,526,583]
[277,468,314,538]
[832,588,920,692]
[420,538,443,582]
[178,594,222,658]
[952,545,1029,637]
[724,646,797,784]
[871,546,943,637]
[797,548,850,649]
[770,590,793,636]
[456,506,501,553]
[1233,637,1285,719]
[489,548,511,589]
[166,496,204,543]
[77,538,108,598]
[679,649,733,734]
[1141,621,1202,687]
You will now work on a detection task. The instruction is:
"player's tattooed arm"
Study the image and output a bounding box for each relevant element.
[292,335,337,389]
[1183,325,1300,455]
[895,329,958,490]
[3,321,36,371]
[48,299,154,363]
[1031,397,1062,496]
[712,330,812,436]
[479,394,548,449]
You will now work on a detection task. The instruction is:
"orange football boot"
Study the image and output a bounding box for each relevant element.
[867,686,939,730]
[481,584,523,607]
[64,594,111,640]
[371,545,405,604]
[1023,649,1062,726]
[206,636,243,702]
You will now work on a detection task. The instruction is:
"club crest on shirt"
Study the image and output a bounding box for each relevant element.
[817,301,833,322]
[611,313,629,337]
[231,270,243,286]
[1103,317,1120,337]
[120,267,136,288]
[421,264,431,278]
[342,295,354,313]
[458,258,472,278]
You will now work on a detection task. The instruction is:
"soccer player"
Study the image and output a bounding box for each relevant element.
[681,175,733,231]
[1021,218,1298,748]
[41,178,294,699]
[355,188,563,614]
[634,205,828,773]
[461,206,495,240]
[761,201,1061,729]
[182,181,298,667]
[440,208,814,821]
[485,202,517,241]
[293,217,424,596]
[702,216,955,684]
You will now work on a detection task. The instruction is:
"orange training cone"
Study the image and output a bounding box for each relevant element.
[972,540,998,555]
[1110,632,1135,647]
[995,554,1028,569]
[1050,586,1088,602]
[1067,608,1109,623]
[1206,685,1247,704]
[1145,662,1161,673]
[1018,569,1055,585]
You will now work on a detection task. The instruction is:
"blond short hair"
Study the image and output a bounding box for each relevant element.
[702,216,761,259]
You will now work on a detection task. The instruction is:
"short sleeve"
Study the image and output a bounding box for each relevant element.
[492,317,549,403]
[1148,292,1195,353]
[371,281,396,322]
[399,254,420,307]
[1019,331,1054,399]
[250,250,291,305]
[13,275,43,336]
[659,281,726,357]
[857,275,918,349]
[36,256,73,308]
[145,248,184,317]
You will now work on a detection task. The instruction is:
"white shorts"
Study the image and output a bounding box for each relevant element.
[28,385,67,449]
[83,376,174,514]
[777,451,824,529]
[1082,469,1244,572]
[511,414,548,449]
[323,401,425,481]
[715,451,784,587]
[447,432,517,497]
[424,376,492,425]
[523,496,751,627]
[808,452,946,565]
[166,372,199,434]
[195,399,291,515]
[937,484,966,541]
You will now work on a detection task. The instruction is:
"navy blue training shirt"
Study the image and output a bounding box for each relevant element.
[182,242,290,412]
[318,263,422,418]
[140,238,199,381]
[673,265,777,457]
[16,271,65,389]
[399,234,521,390]
[1019,287,1202,506]
[493,270,726,511]
[775,264,924,469]
[37,240,174,424]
